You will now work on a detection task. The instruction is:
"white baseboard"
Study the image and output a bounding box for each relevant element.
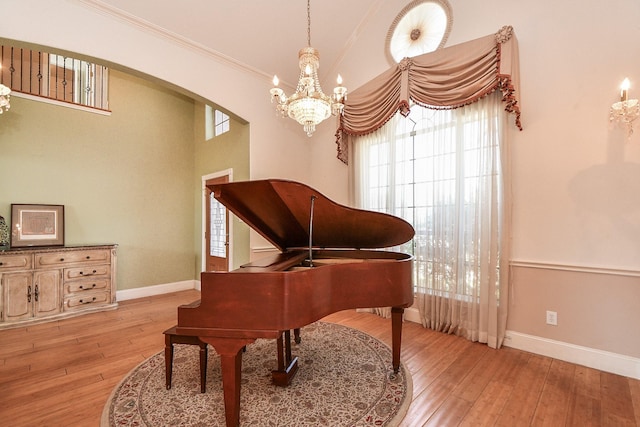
[405,307,639,379]
[504,330,640,380]
[116,280,198,301]
[404,307,421,324]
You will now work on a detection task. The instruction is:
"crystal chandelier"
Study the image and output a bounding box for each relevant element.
[270,0,347,136]
[0,83,10,114]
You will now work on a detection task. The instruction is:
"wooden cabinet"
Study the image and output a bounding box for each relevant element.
[4,271,34,322]
[0,245,117,329]
[3,269,61,322]
[34,269,62,316]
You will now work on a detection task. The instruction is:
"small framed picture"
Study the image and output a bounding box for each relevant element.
[10,204,65,248]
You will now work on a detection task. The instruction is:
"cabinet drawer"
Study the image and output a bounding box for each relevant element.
[35,249,111,267]
[65,279,110,294]
[0,254,32,271]
[64,264,110,280]
[64,291,110,311]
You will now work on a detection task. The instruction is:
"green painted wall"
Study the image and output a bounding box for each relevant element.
[0,70,248,290]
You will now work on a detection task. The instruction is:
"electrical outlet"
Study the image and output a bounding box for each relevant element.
[546,310,557,326]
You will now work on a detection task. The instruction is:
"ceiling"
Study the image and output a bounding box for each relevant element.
[87,0,397,89]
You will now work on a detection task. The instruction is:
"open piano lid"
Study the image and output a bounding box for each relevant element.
[209,179,415,252]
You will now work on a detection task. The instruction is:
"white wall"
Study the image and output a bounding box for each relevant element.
[307,0,640,373]
[315,0,640,271]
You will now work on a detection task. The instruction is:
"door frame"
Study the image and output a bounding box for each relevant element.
[201,168,233,273]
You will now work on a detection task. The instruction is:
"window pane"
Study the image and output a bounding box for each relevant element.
[209,194,226,257]
[205,105,214,140]
[354,95,503,298]
[214,110,230,136]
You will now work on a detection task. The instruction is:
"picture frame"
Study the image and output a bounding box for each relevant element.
[10,204,65,248]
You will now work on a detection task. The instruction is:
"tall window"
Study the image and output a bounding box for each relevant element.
[353,93,509,347]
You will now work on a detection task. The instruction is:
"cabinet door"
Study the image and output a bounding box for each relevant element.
[3,272,33,322]
[34,270,61,317]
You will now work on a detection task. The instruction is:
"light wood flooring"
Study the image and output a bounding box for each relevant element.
[1,289,639,426]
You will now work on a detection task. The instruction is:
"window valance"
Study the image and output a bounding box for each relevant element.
[335,26,522,164]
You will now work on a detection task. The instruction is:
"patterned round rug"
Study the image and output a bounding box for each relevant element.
[101,321,411,426]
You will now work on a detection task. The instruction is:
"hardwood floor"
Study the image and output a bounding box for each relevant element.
[1,289,639,426]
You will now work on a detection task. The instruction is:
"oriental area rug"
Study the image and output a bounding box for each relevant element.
[101,322,411,426]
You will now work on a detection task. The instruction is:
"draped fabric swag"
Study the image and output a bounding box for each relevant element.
[335,26,521,164]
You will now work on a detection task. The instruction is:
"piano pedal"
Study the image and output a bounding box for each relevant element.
[271,356,299,387]
[272,330,300,386]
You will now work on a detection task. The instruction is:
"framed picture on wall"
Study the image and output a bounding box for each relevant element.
[10,204,65,248]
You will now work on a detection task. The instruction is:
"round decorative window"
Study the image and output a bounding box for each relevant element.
[386,0,453,64]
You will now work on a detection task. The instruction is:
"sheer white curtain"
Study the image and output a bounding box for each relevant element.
[351,93,511,349]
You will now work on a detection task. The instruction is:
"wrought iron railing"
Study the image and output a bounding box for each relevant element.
[0,45,109,111]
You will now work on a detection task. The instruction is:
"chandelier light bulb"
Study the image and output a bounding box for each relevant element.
[620,78,630,102]
[273,75,280,86]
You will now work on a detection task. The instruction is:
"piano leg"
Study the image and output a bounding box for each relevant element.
[284,330,292,362]
[391,307,404,374]
[200,337,255,427]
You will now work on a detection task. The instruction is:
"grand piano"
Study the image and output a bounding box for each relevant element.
[176,179,414,426]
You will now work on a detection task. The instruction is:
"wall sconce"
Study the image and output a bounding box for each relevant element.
[0,84,10,113]
[610,78,639,137]
[0,62,9,114]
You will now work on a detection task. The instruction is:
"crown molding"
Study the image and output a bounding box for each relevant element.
[323,0,385,83]
[73,0,272,81]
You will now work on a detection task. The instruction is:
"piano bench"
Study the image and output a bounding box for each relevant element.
[163,325,208,393]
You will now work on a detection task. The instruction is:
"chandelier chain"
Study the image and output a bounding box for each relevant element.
[307,0,311,47]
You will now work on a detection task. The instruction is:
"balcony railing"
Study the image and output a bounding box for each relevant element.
[0,45,109,111]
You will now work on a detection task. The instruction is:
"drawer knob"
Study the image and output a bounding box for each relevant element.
[0,262,3,266]
[86,256,91,259]
[60,258,65,262]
